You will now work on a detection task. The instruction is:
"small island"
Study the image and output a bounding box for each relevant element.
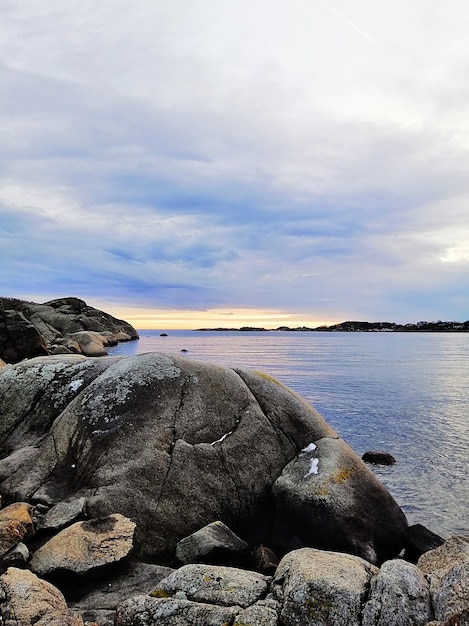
[197,320,469,332]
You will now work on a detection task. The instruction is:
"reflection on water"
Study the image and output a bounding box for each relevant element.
[108,330,469,537]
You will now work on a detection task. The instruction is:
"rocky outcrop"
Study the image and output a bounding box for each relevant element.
[271,437,407,563]
[0,353,406,564]
[0,297,138,363]
[0,351,466,625]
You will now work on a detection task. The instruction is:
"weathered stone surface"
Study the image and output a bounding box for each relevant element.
[29,514,136,576]
[1,541,29,569]
[272,437,407,564]
[0,502,35,557]
[176,520,248,565]
[0,354,118,461]
[153,563,270,608]
[432,561,469,623]
[272,547,378,626]
[418,536,469,583]
[0,353,339,561]
[362,559,432,626]
[0,352,408,564]
[36,496,87,532]
[71,561,174,625]
[68,331,109,356]
[234,601,279,625]
[0,567,84,625]
[116,595,238,626]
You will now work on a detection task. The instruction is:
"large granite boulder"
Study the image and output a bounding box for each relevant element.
[272,437,408,563]
[0,297,138,363]
[0,352,407,563]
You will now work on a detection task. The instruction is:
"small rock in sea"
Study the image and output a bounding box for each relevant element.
[160,333,168,337]
[180,348,188,352]
[362,450,397,466]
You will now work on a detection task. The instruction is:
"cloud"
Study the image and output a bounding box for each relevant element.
[1,0,469,325]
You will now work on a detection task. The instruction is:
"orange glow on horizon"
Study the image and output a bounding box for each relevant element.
[101,305,336,331]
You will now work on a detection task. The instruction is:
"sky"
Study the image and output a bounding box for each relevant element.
[1,1,469,329]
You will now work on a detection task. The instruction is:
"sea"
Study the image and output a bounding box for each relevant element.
[107,330,469,539]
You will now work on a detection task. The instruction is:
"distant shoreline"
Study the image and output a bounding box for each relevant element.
[196,320,469,333]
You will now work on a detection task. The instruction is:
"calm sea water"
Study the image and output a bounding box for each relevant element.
[108,330,469,539]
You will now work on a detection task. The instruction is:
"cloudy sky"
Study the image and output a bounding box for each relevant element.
[1,1,469,328]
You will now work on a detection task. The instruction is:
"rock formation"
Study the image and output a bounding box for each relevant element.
[0,352,406,564]
[0,297,138,363]
[0,350,466,625]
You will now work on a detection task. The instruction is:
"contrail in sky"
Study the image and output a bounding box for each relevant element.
[320,0,378,45]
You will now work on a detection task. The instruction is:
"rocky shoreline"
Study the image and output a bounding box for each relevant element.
[0,297,138,364]
[0,301,467,625]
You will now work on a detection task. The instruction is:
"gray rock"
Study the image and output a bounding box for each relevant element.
[234,602,279,625]
[0,354,118,461]
[0,353,336,561]
[1,542,29,569]
[362,559,433,626]
[272,437,407,564]
[29,514,136,577]
[432,561,469,623]
[272,547,378,626]
[36,496,87,532]
[153,563,270,608]
[0,352,408,564]
[71,561,174,624]
[176,520,248,564]
[115,595,237,626]
[0,567,84,625]
[418,536,469,584]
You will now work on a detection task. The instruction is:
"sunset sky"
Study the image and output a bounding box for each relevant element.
[2,1,469,329]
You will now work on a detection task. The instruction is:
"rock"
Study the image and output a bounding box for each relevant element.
[0,308,48,363]
[0,354,119,467]
[252,545,280,575]
[0,296,138,364]
[29,514,136,577]
[0,502,35,538]
[0,352,408,564]
[272,547,378,626]
[432,561,469,623]
[271,437,407,564]
[404,524,445,563]
[362,559,432,626]
[36,496,87,532]
[1,541,30,569]
[115,595,237,626]
[68,331,109,357]
[152,563,270,608]
[70,560,174,625]
[418,537,469,625]
[0,353,340,561]
[176,520,248,565]
[362,450,397,465]
[0,502,35,558]
[418,536,469,584]
[234,602,279,625]
[0,567,84,625]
